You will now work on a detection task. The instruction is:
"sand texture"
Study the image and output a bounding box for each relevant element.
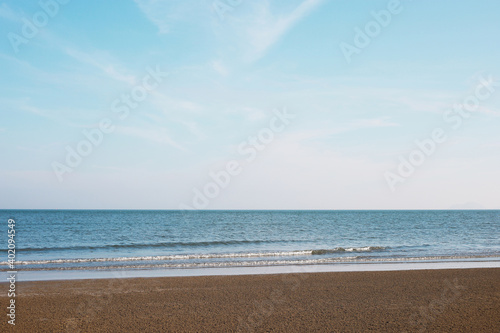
[1,268,499,332]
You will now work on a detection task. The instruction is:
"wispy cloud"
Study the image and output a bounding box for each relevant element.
[227,106,267,122]
[149,91,205,114]
[468,106,500,116]
[90,165,123,172]
[64,48,136,85]
[2,97,53,119]
[134,0,324,63]
[115,125,187,152]
[285,117,399,143]
[241,0,325,62]
[1,97,102,124]
[211,60,229,76]
[242,107,267,122]
[0,3,20,22]
[134,0,209,34]
[179,120,206,140]
[134,0,172,34]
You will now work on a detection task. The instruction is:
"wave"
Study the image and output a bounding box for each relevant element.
[311,246,386,255]
[5,255,500,271]
[3,251,309,265]
[1,247,388,266]
[14,239,301,252]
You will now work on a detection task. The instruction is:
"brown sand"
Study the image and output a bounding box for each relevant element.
[1,268,499,332]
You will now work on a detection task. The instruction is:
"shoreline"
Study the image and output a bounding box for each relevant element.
[1,268,499,332]
[2,258,500,282]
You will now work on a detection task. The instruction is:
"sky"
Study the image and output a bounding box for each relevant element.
[0,0,499,209]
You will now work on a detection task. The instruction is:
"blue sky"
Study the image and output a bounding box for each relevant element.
[1,0,499,209]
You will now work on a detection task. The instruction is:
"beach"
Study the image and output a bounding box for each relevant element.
[1,268,499,332]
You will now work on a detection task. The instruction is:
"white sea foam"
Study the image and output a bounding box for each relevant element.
[0,247,388,266]
[3,254,499,271]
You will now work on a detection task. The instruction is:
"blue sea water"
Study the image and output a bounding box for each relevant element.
[1,210,500,275]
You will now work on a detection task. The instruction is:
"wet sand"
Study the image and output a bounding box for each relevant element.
[1,268,499,332]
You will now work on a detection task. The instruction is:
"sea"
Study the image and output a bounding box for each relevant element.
[1,210,500,280]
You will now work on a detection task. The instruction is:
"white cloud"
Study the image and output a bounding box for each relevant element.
[471,106,500,116]
[115,125,187,152]
[211,60,229,76]
[0,3,20,22]
[64,48,136,85]
[210,0,325,63]
[149,90,204,114]
[283,117,399,143]
[241,0,325,62]
[208,136,389,209]
[224,106,267,122]
[90,165,123,172]
[242,107,267,122]
[134,0,210,34]
[179,120,206,140]
[1,97,53,119]
[134,0,173,34]
[134,0,324,63]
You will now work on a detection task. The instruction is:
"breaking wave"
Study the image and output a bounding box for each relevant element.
[2,247,389,266]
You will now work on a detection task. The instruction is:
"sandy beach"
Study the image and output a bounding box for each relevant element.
[1,268,499,332]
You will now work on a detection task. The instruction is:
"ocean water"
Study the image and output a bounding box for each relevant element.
[1,210,500,274]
